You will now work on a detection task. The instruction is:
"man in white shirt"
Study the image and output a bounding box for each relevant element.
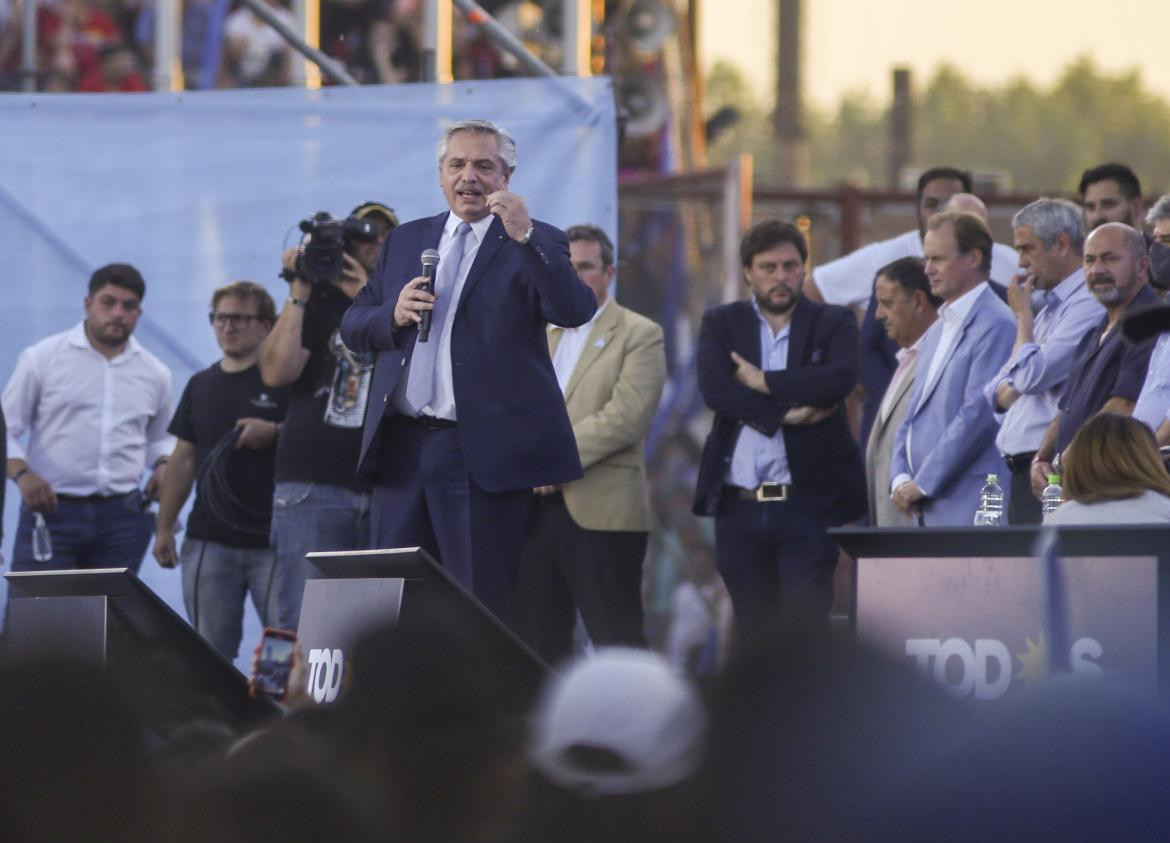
[807,168,1020,310]
[512,224,666,664]
[3,263,173,572]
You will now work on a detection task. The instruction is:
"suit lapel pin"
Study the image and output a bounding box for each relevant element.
[594,337,606,348]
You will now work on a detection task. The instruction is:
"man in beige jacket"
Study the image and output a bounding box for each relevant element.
[513,225,667,664]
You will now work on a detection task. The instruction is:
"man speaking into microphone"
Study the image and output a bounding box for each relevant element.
[340,119,596,623]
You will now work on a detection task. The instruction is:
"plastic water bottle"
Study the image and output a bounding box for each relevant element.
[1042,474,1063,516]
[32,512,53,562]
[973,474,1004,526]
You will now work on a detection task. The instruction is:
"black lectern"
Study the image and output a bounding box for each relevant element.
[832,525,1170,700]
[300,547,548,710]
[5,567,276,737]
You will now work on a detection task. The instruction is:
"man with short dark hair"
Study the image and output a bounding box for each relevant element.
[3,263,173,571]
[985,199,1102,524]
[890,212,1016,525]
[693,220,865,631]
[1030,222,1158,497]
[1079,163,1144,232]
[154,281,289,658]
[866,257,940,527]
[512,225,666,663]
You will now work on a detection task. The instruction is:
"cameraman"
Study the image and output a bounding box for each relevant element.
[260,201,398,629]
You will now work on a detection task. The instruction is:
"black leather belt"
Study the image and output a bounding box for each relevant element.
[408,415,457,430]
[726,483,793,502]
[1004,451,1036,473]
[57,491,134,503]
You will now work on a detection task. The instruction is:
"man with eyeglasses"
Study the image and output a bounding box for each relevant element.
[3,263,174,572]
[151,282,289,658]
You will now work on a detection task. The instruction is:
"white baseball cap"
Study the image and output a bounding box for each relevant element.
[528,647,707,797]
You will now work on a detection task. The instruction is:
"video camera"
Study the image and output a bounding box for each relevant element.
[295,211,378,284]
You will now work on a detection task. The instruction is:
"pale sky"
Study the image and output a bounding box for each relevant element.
[700,0,1170,110]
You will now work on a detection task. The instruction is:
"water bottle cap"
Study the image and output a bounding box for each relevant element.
[986,474,998,483]
[1048,474,1060,484]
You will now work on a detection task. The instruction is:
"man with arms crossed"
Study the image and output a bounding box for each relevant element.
[693,220,865,632]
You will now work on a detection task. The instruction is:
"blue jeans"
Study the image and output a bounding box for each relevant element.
[269,482,371,631]
[11,495,154,573]
[180,538,278,659]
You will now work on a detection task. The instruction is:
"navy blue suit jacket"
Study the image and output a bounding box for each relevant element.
[692,296,867,526]
[339,212,597,493]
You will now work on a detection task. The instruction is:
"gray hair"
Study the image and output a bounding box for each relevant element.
[1012,197,1085,254]
[1145,194,1170,227]
[436,119,518,173]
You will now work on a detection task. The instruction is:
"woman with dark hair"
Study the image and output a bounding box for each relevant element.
[1044,413,1170,524]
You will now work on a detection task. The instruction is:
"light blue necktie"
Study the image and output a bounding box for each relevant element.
[405,222,471,413]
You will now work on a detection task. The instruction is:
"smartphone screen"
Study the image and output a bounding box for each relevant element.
[254,631,296,699]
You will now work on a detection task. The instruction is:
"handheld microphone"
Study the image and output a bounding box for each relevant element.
[418,249,440,342]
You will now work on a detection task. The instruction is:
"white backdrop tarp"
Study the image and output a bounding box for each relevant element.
[0,76,618,667]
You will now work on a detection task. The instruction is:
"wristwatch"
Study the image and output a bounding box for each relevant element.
[287,295,308,309]
[519,225,535,244]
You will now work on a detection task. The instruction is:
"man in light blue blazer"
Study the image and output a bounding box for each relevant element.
[891,212,1016,526]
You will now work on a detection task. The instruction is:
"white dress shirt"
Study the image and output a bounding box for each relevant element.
[891,282,986,493]
[550,298,610,394]
[425,212,494,421]
[919,282,988,405]
[3,322,174,495]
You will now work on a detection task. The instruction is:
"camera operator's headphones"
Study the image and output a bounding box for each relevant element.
[350,201,399,229]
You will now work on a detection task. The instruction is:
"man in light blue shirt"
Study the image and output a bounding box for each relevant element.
[985,199,1103,524]
[1132,196,1170,444]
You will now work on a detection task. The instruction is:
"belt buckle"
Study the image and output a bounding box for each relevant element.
[756,482,787,502]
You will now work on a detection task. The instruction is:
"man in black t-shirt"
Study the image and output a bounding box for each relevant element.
[259,201,398,630]
[154,282,289,658]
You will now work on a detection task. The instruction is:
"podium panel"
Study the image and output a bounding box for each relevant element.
[5,568,276,737]
[832,526,1170,701]
[301,547,548,711]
